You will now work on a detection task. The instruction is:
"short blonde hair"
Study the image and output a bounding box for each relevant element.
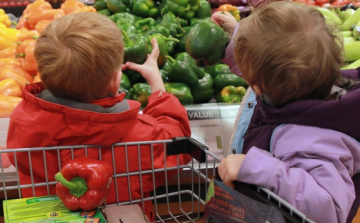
[234,1,342,106]
[34,12,124,102]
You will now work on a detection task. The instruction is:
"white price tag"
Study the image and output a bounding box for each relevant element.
[185,104,223,160]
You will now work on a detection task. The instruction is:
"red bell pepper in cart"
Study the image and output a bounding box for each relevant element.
[54,157,113,211]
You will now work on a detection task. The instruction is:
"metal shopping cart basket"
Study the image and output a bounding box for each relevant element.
[0,137,315,223]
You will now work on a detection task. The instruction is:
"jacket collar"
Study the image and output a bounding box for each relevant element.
[22,83,142,123]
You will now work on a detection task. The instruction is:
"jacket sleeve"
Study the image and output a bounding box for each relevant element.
[237,147,355,223]
[142,90,191,137]
[340,67,360,79]
[221,23,242,77]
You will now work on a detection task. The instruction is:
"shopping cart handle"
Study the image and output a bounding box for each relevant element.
[166,137,208,163]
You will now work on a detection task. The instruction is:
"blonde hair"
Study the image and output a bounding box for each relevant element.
[34,12,124,102]
[234,1,342,106]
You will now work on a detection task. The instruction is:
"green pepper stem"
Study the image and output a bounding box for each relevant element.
[175,18,186,38]
[165,55,175,63]
[54,172,88,198]
[120,29,132,45]
[55,173,79,191]
[164,37,180,42]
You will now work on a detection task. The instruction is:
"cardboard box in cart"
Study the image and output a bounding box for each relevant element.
[3,195,106,222]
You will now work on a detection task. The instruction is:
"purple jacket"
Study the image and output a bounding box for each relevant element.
[223,23,360,223]
[239,125,360,223]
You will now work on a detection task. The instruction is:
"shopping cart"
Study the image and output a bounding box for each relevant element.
[0,137,315,223]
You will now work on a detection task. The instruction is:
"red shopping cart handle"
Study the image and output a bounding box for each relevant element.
[167,137,208,163]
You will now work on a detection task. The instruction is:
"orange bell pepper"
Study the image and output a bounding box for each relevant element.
[16,17,31,30]
[0,58,20,67]
[33,74,41,83]
[17,30,39,43]
[0,95,22,118]
[73,6,97,14]
[1,64,34,83]
[0,47,17,59]
[17,39,37,75]
[61,0,85,15]
[17,39,36,54]
[18,58,38,76]
[23,0,52,16]
[0,78,22,97]
[18,27,29,33]
[35,20,52,34]
[27,9,57,29]
[217,4,241,21]
[0,68,30,90]
[54,9,66,20]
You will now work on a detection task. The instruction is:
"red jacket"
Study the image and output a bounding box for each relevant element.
[7,83,192,220]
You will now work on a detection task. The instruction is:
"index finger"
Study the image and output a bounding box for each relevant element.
[149,38,160,60]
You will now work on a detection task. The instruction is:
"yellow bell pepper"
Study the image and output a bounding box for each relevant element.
[0,78,21,97]
[0,9,11,28]
[0,36,16,51]
[0,27,21,51]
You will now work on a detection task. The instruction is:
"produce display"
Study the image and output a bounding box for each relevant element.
[0,0,97,118]
[316,5,360,69]
[96,0,248,106]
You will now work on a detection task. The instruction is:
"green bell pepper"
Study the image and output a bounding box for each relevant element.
[214,73,247,92]
[121,30,149,64]
[160,69,170,82]
[117,22,137,35]
[146,25,170,37]
[195,0,212,19]
[110,12,140,23]
[186,21,230,67]
[135,18,157,35]
[97,9,111,16]
[120,73,131,90]
[147,33,179,66]
[204,64,232,78]
[191,73,214,103]
[158,12,186,38]
[216,86,246,103]
[166,0,200,20]
[118,87,132,99]
[189,17,211,27]
[166,52,205,87]
[123,69,146,85]
[107,0,129,13]
[167,36,178,56]
[161,60,172,73]
[176,26,192,53]
[132,0,159,18]
[129,83,152,107]
[94,0,108,11]
[178,18,189,27]
[164,82,193,105]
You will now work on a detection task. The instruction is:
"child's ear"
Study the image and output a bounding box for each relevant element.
[109,71,122,97]
[253,85,263,95]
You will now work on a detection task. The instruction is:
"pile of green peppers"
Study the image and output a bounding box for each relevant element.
[95,0,247,106]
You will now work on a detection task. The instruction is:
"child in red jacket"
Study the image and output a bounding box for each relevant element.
[6,12,191,220]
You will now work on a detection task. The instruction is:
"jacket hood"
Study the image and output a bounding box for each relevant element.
[22,83,141,123]
[255,81,360,142]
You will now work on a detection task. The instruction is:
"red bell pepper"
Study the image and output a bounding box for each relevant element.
[54,157,113,211]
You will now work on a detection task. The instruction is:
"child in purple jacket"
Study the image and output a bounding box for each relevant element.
[213,2,360,223]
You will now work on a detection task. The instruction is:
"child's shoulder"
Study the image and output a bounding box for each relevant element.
[271,124,360,157]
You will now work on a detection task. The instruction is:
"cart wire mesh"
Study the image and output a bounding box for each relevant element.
[0,137,315,223]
